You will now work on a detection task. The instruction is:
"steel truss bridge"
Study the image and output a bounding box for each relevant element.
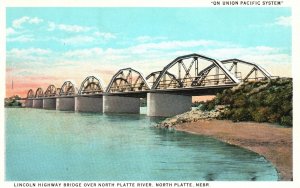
[25,53,275,100]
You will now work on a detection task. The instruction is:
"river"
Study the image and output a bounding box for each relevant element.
[5,108,278,181]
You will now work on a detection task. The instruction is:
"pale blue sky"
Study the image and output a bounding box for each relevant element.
[6,8,292,96]
[7,8,291,51]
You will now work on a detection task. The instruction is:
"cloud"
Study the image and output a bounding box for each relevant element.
[8,17,116,46]
[7,48,53,65]
[12,16,43,28]
[60,32,116,46]
[94,32,116,39]
[135,36,167,43]
[58,40,290,68]
[48,22,92,32]
[63,48,103,58]
[6,27,17,36]
[129,40,222,53]
[61,35,95,45]
[7,35,34,42]
[8,48,52,56]
[63,47,130,62]
[275,16,291,27]
[203,46,290,66]
[249,15,291,28]
[28,17,44,24]
[12,17,29,28]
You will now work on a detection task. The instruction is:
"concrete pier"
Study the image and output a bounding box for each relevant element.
[147,93,192,117]
[25,99,33,108]
[103,96,140,114]
[56,97,75,111]
[75,96,103,113]
[32,99,43,108]
[43,98,56,110]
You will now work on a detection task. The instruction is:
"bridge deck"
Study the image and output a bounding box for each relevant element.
[26,84,237,99]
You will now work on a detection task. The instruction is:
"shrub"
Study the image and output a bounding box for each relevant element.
[198,78,293,126]
[231,108,252,122]
[251,107,271,122]
[280,116,292,127]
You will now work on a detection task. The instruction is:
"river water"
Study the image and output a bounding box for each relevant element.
[5,108,278,181]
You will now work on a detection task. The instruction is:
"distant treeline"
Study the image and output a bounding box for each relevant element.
[195,78,292,126]
[5,95,22,107]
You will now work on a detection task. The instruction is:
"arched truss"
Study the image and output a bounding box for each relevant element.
[44,85,57,97]
[56,88,61,95]
[106,68,150,93]
[59,81,76,96]
[35,88,44,98]
[27,89,34,98]
[78,76,104,95]
[152,53,239,89]
[146,71,182,88]
[221,59,272,82]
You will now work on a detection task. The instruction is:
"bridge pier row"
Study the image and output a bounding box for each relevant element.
[56,97,75,111]
[75,96,103,113]
[25,99,33,108]
[43,98,56,110]
[147,93,192,117]
[103,96,140,114]
[32,99,43,108]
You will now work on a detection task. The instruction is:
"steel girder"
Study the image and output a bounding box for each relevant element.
[78,76,104,95]
[151,53,239,89]
[27,89,34,98]
[146,71,183,88]
[44,85,57,97]
[106,68,150,93]
[221,59,273,82]
[59,81,77,96]
[35,88,44,98]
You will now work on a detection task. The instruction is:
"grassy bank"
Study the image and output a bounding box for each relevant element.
[197,78,292,126]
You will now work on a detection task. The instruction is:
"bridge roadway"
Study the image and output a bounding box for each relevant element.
[25,84,237,117]
[23,53,273,117]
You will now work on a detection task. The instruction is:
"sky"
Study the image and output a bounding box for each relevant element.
[6,7,291,97]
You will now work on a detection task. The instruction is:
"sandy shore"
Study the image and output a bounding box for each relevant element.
[174,120,292,181]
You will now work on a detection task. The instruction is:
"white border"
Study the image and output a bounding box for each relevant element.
[1,1,299,188]
[4,1,293,7]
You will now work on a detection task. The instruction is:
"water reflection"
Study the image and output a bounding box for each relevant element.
[5,108,278,181]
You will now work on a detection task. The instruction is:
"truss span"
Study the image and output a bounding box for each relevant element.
[78,76,104,95]
[56,88,61,95]
[35,88,44,98]
[152,53,239,90]
[44,85,57,97]
[27,89,34,98]
[221,59,273,82]
[106,68,150,93]
[146,71,182,88]
[59,81,77,96]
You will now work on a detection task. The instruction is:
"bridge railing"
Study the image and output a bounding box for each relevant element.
[108,85,149,93]
[151,74,239,89]
[80,89,104,95]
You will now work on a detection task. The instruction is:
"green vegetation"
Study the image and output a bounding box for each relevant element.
[4,95,22,107]
[197,78,293,126]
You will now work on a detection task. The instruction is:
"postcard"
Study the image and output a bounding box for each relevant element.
[1,1,299,188]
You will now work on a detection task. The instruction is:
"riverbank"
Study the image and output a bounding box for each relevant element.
[173,119,292,181]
